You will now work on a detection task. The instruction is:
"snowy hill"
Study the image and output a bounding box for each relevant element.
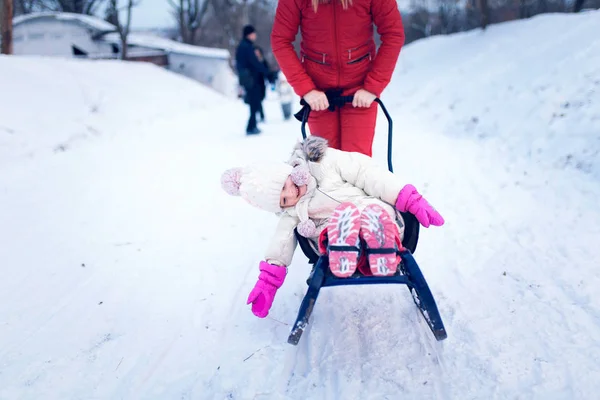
[385,11,600,181]
[0,56,232,169]
[1,11,600,400]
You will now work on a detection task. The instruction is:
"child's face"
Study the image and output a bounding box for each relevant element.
[280,176,307,208]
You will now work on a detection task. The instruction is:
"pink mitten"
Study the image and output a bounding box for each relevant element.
[395,184,445,228]
[247,261,287,318]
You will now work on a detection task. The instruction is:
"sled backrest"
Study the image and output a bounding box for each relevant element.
[399,212,419,254]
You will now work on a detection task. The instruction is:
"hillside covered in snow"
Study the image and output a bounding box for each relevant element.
[1,10,599,400]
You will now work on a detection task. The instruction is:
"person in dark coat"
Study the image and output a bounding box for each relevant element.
[235,25,271,135]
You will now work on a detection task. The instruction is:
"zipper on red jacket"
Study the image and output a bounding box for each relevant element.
[332,1,340,89]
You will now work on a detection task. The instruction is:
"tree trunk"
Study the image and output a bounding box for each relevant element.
[478,0,489,30]
[190,0,210,45]
[240,0,249,26]
[574,0,585,12]
[178,0,187,43]
[1,0,14,54]
[121,35,127,59]
[121,0,133,60]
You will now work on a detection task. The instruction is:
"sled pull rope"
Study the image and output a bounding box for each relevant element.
[299,97,394,173]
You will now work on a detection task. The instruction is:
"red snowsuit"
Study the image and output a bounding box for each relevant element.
[271,0,405,156]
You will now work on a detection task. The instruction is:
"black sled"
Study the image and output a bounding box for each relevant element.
[287,96,447,345]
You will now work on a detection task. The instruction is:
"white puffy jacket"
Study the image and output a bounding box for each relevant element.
[265,137,406,267]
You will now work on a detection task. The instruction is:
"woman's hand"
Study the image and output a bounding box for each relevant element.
[303,90,330,111]
[352,89,377,108]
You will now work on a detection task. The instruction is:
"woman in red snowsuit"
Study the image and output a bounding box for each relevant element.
[271,0,405,156]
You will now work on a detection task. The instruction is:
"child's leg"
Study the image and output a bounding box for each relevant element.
[326,202,361,278]
[359,203,400,277]
[308,108,341,150]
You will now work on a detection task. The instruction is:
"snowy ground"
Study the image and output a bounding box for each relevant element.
[1,11,600,400]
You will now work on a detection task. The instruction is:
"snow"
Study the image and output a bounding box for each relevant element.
[387,11,600,181]
[100,32,231,59]
[0,56,228,169]
[1,10,600,400]
[13,12,116,32]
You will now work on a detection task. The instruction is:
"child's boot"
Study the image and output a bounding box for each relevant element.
[360,204,401,277]
[326,202,361,278]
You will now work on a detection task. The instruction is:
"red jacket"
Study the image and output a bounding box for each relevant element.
[271,0,405,98]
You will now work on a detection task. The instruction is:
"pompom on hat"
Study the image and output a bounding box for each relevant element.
[221,163,295,214]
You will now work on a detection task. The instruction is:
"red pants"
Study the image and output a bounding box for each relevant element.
[308,103,378,157]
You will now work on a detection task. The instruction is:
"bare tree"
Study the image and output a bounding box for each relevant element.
[43,0,107,14]
[438,0,464,34]
[205,0,275,61]
[106,0,139,59]
[167,0,210,44]
[478,0,489,29]
[573,0,586,11]
[239,0,249,25]
[13,0,108,16]
[1,0,14,54]
[13,0,41,16]
[164,0,277,68]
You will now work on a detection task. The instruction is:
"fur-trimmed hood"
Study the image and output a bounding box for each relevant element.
[288,136,329,164]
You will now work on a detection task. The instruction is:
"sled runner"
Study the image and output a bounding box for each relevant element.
[287,95,447,345]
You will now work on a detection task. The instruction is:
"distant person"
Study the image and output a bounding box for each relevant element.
[235,25,272,135]
[253,46,272,123]
[271,0,405,156]
[277,71,294,120]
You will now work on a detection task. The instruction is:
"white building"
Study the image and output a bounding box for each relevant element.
[13,12,116,58]
[12,12,235,96]
[100,32,236,97]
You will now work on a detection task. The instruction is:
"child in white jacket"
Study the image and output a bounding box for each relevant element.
[221,136,444,318]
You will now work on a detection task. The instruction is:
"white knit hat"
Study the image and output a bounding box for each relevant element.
[221,163,293,213]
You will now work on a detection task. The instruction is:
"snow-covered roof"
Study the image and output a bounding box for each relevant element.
[101,33,230,60]
[13,12,116,32]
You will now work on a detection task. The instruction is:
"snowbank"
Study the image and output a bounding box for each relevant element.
[386,11,600,181]
[0,56,232,168]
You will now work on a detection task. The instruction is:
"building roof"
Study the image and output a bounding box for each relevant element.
[13,12,116,32]
[100,32,230,60]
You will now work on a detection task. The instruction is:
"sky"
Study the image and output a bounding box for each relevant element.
[127,0,174,29]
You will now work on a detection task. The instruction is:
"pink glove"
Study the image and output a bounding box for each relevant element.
[247,261,287,318]
[395,184,445,228]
